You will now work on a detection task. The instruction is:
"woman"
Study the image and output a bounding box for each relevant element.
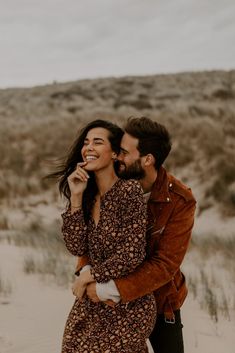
[57,120,156,352]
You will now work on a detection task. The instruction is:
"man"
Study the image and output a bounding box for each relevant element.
[75,117,196,353]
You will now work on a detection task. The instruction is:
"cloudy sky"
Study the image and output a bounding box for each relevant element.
[1,0,235,88]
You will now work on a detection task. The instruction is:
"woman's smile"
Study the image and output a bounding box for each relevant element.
[85,155,98,162]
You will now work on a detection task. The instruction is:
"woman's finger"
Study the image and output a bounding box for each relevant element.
[77,162,87,167]
[75,171,88,182]
[76,163,89,178]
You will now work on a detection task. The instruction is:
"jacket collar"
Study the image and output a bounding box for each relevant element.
[149,166,171,203]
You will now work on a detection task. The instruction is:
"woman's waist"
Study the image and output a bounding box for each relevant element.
[83,292,155,311]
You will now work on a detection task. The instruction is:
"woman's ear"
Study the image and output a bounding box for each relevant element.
[144,154,155,167]
[112,152,118,160]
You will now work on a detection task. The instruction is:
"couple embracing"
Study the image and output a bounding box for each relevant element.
[53,116,196,353]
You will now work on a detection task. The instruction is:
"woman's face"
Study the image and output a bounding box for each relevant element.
[81,127,116,172]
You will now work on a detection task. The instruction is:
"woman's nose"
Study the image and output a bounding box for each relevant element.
[86,143,94,151]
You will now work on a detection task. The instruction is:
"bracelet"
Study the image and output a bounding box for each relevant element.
[71,205,82,209]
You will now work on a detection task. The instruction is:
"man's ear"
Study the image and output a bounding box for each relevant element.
[144,154,155,167]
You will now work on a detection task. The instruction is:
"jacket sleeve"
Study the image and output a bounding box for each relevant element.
[61,209,88,256]
[115,197,196,302]
[90,181,147,283]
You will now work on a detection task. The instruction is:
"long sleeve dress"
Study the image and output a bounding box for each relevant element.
[61,179,156,353]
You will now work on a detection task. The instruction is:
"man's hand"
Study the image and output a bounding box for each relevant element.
[86,282,116,307]
[72,270,94,300]
[72,276,86,300]
[86,282,100,302]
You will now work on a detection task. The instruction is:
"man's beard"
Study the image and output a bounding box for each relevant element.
[117,159,146,180]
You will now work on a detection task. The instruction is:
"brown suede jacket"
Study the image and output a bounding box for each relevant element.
[76,166,196,319]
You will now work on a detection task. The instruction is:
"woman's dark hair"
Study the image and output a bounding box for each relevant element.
[124,117,172,169]
[50,119,123,223]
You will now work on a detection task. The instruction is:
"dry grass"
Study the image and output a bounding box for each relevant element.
[0,273,12,297]
[1,70,235,216]
[184,233,235,322]
[0,214,9,230]
[9,218,75,287]
[23,252,74,287]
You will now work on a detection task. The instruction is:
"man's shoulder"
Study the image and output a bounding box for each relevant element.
[150,167,196,205]
[167,173,196,203]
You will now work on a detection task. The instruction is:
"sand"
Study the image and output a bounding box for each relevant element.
[0,238,235,353]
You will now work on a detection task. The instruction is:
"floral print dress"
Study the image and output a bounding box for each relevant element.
[61,179,156,353]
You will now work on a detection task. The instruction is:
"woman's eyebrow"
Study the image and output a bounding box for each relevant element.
[84,137,105,142]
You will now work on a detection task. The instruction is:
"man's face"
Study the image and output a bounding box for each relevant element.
[117,133,146,180]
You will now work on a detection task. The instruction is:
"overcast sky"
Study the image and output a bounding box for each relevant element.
[1,0,235,88]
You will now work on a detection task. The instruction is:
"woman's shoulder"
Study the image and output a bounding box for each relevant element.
[118,179,143,196]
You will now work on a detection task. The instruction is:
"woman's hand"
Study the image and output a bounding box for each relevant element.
[68,162,89,212]
[72,270,94,300]
[68,162,89,197]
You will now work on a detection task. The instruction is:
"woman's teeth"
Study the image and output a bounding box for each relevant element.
[86,156,98,161]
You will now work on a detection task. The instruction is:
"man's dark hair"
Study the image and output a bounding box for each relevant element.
[124,117,172,170]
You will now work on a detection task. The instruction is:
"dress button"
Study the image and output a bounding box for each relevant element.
[169,183,172,188]
[166,197,170,202]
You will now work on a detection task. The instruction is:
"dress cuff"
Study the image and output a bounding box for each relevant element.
[61,208,84,227]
